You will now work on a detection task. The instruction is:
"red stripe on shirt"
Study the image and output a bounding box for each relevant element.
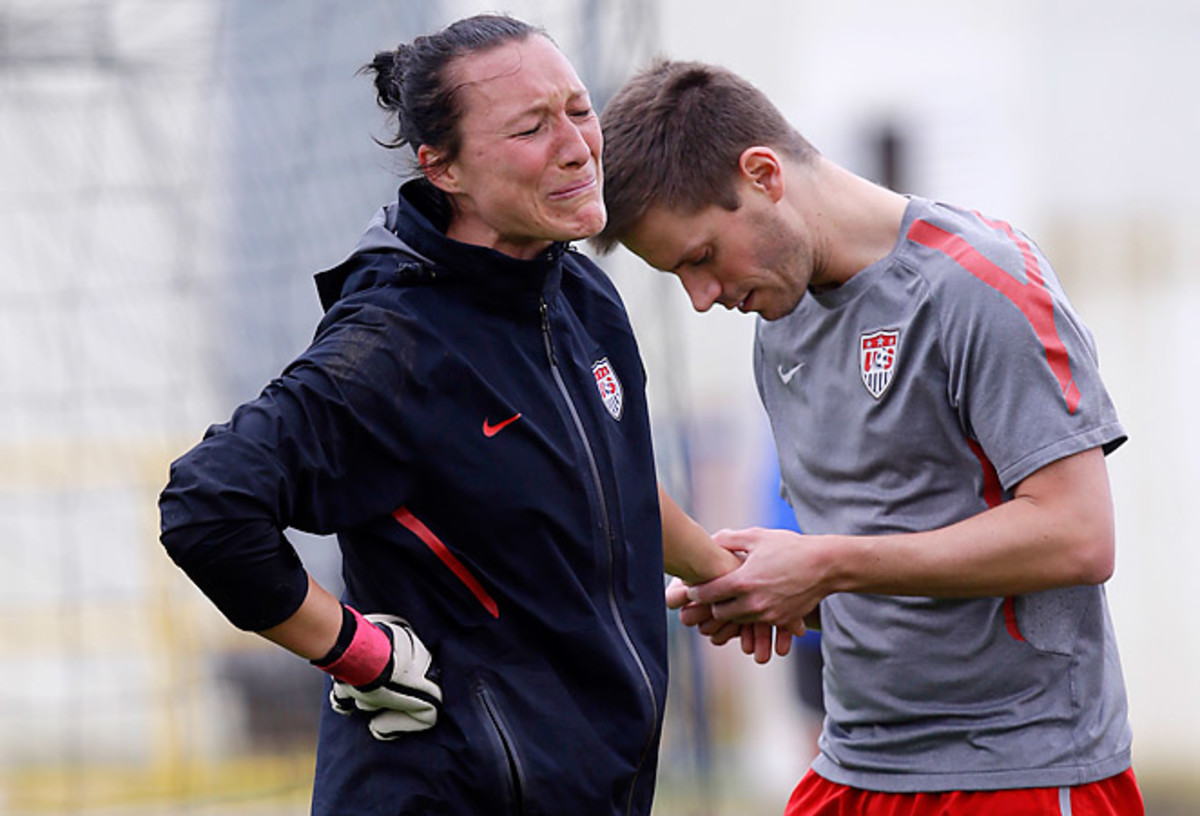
[393,506,500,619]
[907,217,1081,414]
[964,439,1024,640]
[1002,596,1025,642]
[965,438,1003,510]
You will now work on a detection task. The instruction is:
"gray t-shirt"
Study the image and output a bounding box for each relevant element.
[755,198,1131,792]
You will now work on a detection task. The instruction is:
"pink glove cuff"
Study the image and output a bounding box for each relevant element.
[316,605,392,687]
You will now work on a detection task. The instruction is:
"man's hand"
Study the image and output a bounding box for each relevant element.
[686,527,827,636]
[666,576,794,663]
[314,607,442,740]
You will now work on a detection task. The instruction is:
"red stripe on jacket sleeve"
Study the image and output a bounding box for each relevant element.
[907,218,1081,414]
[393,506,500,619]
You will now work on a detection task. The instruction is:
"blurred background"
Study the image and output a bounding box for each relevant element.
[2,0,1197,813]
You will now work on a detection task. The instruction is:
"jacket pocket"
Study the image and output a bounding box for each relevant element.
[393,505,500,618]
[473,682,526,816]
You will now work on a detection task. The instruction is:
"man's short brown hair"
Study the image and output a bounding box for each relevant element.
[593,59,816,254]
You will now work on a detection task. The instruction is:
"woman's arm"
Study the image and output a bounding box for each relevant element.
[659,484,793,661]
[658,484,741,584]
[258,575,344,659]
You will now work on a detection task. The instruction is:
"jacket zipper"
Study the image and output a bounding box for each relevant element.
[539,297,659,814]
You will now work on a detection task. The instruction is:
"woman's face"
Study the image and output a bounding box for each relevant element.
[421,36,605,259]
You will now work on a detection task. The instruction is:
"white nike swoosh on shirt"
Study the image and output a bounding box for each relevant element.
[778,362,805,385]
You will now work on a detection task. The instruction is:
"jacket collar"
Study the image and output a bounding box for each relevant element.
[391,180,565,301]
[316,179,567,314]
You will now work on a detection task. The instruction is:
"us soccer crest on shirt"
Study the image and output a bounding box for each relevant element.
[860,329,900,399]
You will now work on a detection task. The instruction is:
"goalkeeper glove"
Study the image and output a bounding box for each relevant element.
[312,604,442,740]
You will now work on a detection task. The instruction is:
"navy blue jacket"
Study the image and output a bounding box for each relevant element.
[159,181,669,815]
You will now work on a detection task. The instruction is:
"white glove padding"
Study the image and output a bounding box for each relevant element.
[329,614,442,740]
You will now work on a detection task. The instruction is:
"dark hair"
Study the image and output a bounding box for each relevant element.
[592,59,818,254]
[361,14,544,212]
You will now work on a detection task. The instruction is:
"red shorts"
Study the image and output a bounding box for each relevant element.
[783,767,1143,816]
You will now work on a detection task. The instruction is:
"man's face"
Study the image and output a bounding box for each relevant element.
[434,35,605,259]
[622,195,813,321]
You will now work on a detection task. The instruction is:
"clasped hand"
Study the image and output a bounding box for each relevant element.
[668,527,824,663]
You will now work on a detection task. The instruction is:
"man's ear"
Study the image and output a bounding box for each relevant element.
[417,144,461,194]
[738,146,785,203]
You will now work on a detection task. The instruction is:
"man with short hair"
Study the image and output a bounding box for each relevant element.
[594,59,1143,815]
